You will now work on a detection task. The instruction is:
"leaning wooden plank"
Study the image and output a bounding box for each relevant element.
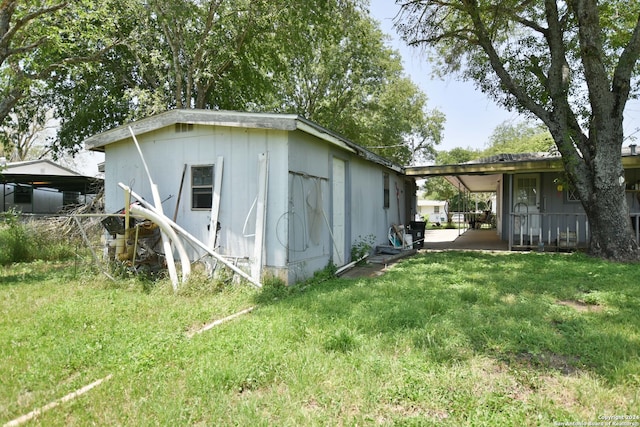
[187,306,256,338]
[118,183,262,288]
[251,153,269,281]
[208,156,224,250]
[4,375,112,427]
[172,164,187,223]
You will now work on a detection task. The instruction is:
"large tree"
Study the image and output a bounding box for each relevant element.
[422,147,481,210]
[0,0,122,129]
[270,6,444,164]
[397,0,640,261]
[51,0,443,164]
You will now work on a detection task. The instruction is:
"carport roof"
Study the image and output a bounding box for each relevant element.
[1,160,102,194]
[406,151,640,192]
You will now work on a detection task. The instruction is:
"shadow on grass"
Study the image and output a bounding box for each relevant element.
[0,261,77,286]
[257,251,640,385]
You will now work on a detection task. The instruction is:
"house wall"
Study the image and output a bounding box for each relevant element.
[501,170,640,245]
[102,121,411,284]
[103,124,289,272]
[285,130,409,283]
[417,200,447,223]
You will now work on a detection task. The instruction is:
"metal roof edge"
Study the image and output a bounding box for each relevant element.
[4,159,85,177]
[84,109,300,151]
[83,109,406,174]
[295,117,404,174]
[406,156,566,177]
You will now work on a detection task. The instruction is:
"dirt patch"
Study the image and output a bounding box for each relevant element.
[338,262,389,278]
[557,299,603,313]
[510,351,581,376]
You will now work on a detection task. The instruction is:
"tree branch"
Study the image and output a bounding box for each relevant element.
[0,1,67,55]
[611,13,640,116]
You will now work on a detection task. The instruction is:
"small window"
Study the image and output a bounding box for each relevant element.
[192,165,214,209]
[14,185,32,204]
[63,191,80,206]
[566,187,580,203]
[383,173,390,209]
[434,206,440,214]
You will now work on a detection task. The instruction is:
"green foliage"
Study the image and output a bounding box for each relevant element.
[350,234,376,263]
[0,0,122,135]
[254,274,289,303]
[422,147,482,205]
[0,211,77,265]
[483,120,554,156]
[45,0,443,164]
[0,211,34,264]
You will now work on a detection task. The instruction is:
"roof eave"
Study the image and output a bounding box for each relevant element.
[406,158,565,177]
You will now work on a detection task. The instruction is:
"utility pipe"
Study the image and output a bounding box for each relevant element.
[118,183,262,288]
[128,126,180,290]
[129,203,191,285]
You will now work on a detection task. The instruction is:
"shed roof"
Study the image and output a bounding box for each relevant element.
[84,109,404,173]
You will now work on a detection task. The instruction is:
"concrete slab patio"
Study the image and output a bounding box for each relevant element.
[423,228,508,251]
[338,228,508,279]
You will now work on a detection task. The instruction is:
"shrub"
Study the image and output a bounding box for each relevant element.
[350,234,376,263]
[0,211,77,265]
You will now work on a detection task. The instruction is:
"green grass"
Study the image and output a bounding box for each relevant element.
[1,252,639,426]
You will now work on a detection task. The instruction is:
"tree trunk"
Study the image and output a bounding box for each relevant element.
[583,181,639,261]
[570,123,640,261]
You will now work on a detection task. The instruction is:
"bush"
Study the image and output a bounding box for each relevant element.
[0,211,76,265]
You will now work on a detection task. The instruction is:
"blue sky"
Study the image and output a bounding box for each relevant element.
[369,0,640,153]
[369,0,521,152]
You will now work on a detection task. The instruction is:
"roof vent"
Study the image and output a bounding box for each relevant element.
[175,123,194,133]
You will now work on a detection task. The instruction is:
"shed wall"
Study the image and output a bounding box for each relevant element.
[103,124,289,270]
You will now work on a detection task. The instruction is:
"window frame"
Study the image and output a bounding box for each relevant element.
[191,165,214,210]
[14,185,32,204]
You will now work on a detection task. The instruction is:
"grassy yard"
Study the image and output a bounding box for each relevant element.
[1,252,639,426]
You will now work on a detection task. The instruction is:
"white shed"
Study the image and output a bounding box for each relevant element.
[85,109,415,284]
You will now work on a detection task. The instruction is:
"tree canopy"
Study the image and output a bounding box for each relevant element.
[0,1,121,129]
[398,0,640,261]
[483,120,554,156]
[0,0,443,165]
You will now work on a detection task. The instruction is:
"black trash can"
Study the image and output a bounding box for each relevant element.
[409,221,426,249]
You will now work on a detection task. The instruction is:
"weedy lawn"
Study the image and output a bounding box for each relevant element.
[1,252,639,426]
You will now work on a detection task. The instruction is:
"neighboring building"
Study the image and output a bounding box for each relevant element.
[406,149,640,250]
[416,198,446,224]
[84,109,416,284]
[1,159,102,214]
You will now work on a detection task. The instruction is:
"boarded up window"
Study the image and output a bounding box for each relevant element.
[383,173,390,209]
[191,165,214,209]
